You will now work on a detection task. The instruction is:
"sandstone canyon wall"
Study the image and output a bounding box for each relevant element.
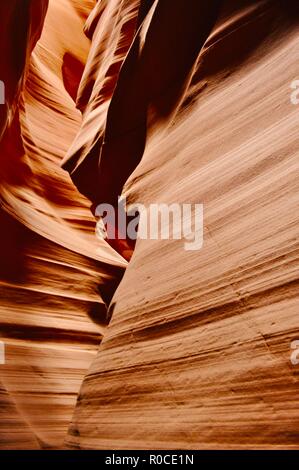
[0,0,299,450]
[0,0,125,449]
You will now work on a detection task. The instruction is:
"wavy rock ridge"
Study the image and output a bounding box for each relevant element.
[0,0,125,449]
[1,0,299,450]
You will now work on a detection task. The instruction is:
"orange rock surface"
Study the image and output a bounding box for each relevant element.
[0,0,125,449]
[0,0,299,449]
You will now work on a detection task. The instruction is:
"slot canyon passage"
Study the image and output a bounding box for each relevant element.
[0,0,299,450]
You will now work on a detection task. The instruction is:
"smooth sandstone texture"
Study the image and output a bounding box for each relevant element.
[0,0,125,449]
[66,0,299,449]
[0,0,298,450]
[0,0,49,139]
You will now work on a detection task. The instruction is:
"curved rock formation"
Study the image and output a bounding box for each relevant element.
[66,0,299,449]
[0,0,49,140]
[0,0,125,449]
[0,0,299,450]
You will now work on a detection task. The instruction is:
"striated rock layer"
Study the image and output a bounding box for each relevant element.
[66,0,299,449]
[0,0,125,449]
[0,0,298,450]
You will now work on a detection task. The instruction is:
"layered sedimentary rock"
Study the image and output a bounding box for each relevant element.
[65,0,299,449]
[0,0,125,449]
[1,0,299,450]
[0,0,49,140]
